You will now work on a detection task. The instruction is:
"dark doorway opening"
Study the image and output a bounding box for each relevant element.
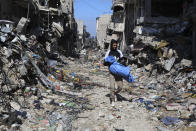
[104,43,109,49]
[151,0,183,17]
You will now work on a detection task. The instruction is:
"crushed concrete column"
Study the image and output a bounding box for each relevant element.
[16,17,28,34]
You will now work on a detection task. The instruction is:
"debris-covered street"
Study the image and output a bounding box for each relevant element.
[0,0,196,131]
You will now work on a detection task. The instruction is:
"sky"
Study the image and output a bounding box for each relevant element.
[74,0,112,36]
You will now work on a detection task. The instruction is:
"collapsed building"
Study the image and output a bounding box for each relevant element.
[96,14,112,50]
[107,0,196,66]
[0,0,77,56]
[106,0,134,51]
[0,1,95,129]
[76,20,86,50]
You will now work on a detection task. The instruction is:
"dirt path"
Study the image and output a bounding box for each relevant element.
[71,63,158,131]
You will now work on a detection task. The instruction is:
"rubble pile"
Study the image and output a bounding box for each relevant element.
[129,63,196,130]
[0,20,96,130]
[125,16,196,131]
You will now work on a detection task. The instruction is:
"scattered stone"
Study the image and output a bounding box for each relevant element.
[166,103,183,111]
[181,59,192,67]
[10,102,21,111]
[164,57,175,71]
[145,64,152,71]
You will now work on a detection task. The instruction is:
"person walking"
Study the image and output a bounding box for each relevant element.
[104,39,123,106]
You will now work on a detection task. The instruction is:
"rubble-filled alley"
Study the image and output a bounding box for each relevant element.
[0,0,196,131]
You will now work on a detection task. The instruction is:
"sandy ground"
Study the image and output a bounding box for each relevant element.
[71,63,158,131]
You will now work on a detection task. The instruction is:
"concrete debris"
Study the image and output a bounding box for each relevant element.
[0,0,195,130]
[164,57,176,71]
[145,64,152,71]
[10,102,21,111]
[157,126,171,131]
[92,0,196,130]
[16,17,28,34]
[0,0,97,130]
[181,59,192,67]
[52,22,64,38]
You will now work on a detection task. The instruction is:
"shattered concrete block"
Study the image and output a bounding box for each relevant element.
[166,103,183,111]
[145,64,152,71]
[0,36,7,42]
[56,124,64,131]
[46,42,51,53]
[187,98,196,106]
[16,17,28,34]
[162,48,168,58]
[163,48,174,59]
[2,47,12,58]
[19,35,27,42]
[167,49,174,59]
[52,22,64,38]
[1,25,12,33]
[157,126,171,131]
[20,124,33,131]
[10,102,21,111]
[180,110,191,119]
[188,104,196,112]
[164,57,175,71]
[189,122,196,127]
[181,59,192,67]
[11,36,19,43]
[18,65,27,76]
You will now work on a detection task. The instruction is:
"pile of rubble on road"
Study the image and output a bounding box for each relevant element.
[0,19,96,130]
[124,14,196,131]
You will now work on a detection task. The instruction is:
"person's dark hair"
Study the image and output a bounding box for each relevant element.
[111,39,117,45]
[110,39,117,50]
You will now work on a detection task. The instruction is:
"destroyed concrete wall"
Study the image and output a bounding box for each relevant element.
[134,0,183,24]
[61,0,74,14]
[108,1,125,51]
[0,0,77,56]
[108,0,196,57]
[108,0,135,52]
[132,0,196,66]
[96,14,111,49]
[77,20,84,37]
[113,0,127,4]
[76,20,85,50]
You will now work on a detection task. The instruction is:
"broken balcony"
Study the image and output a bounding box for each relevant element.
[108,22,125,32]
[113,0,127,4]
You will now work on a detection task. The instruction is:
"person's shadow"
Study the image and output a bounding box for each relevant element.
[105,94,132,102]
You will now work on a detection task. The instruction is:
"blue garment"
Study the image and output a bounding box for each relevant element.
[105,56,134,83]
[104,56,116,64]
[161,117,181,126]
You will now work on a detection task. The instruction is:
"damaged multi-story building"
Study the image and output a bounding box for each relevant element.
[132,0,196,66]
[0,0,77,56]
[76,20,86,50]
[96,14,112,50]
[106,0,136,51]
[108,0,196,66]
